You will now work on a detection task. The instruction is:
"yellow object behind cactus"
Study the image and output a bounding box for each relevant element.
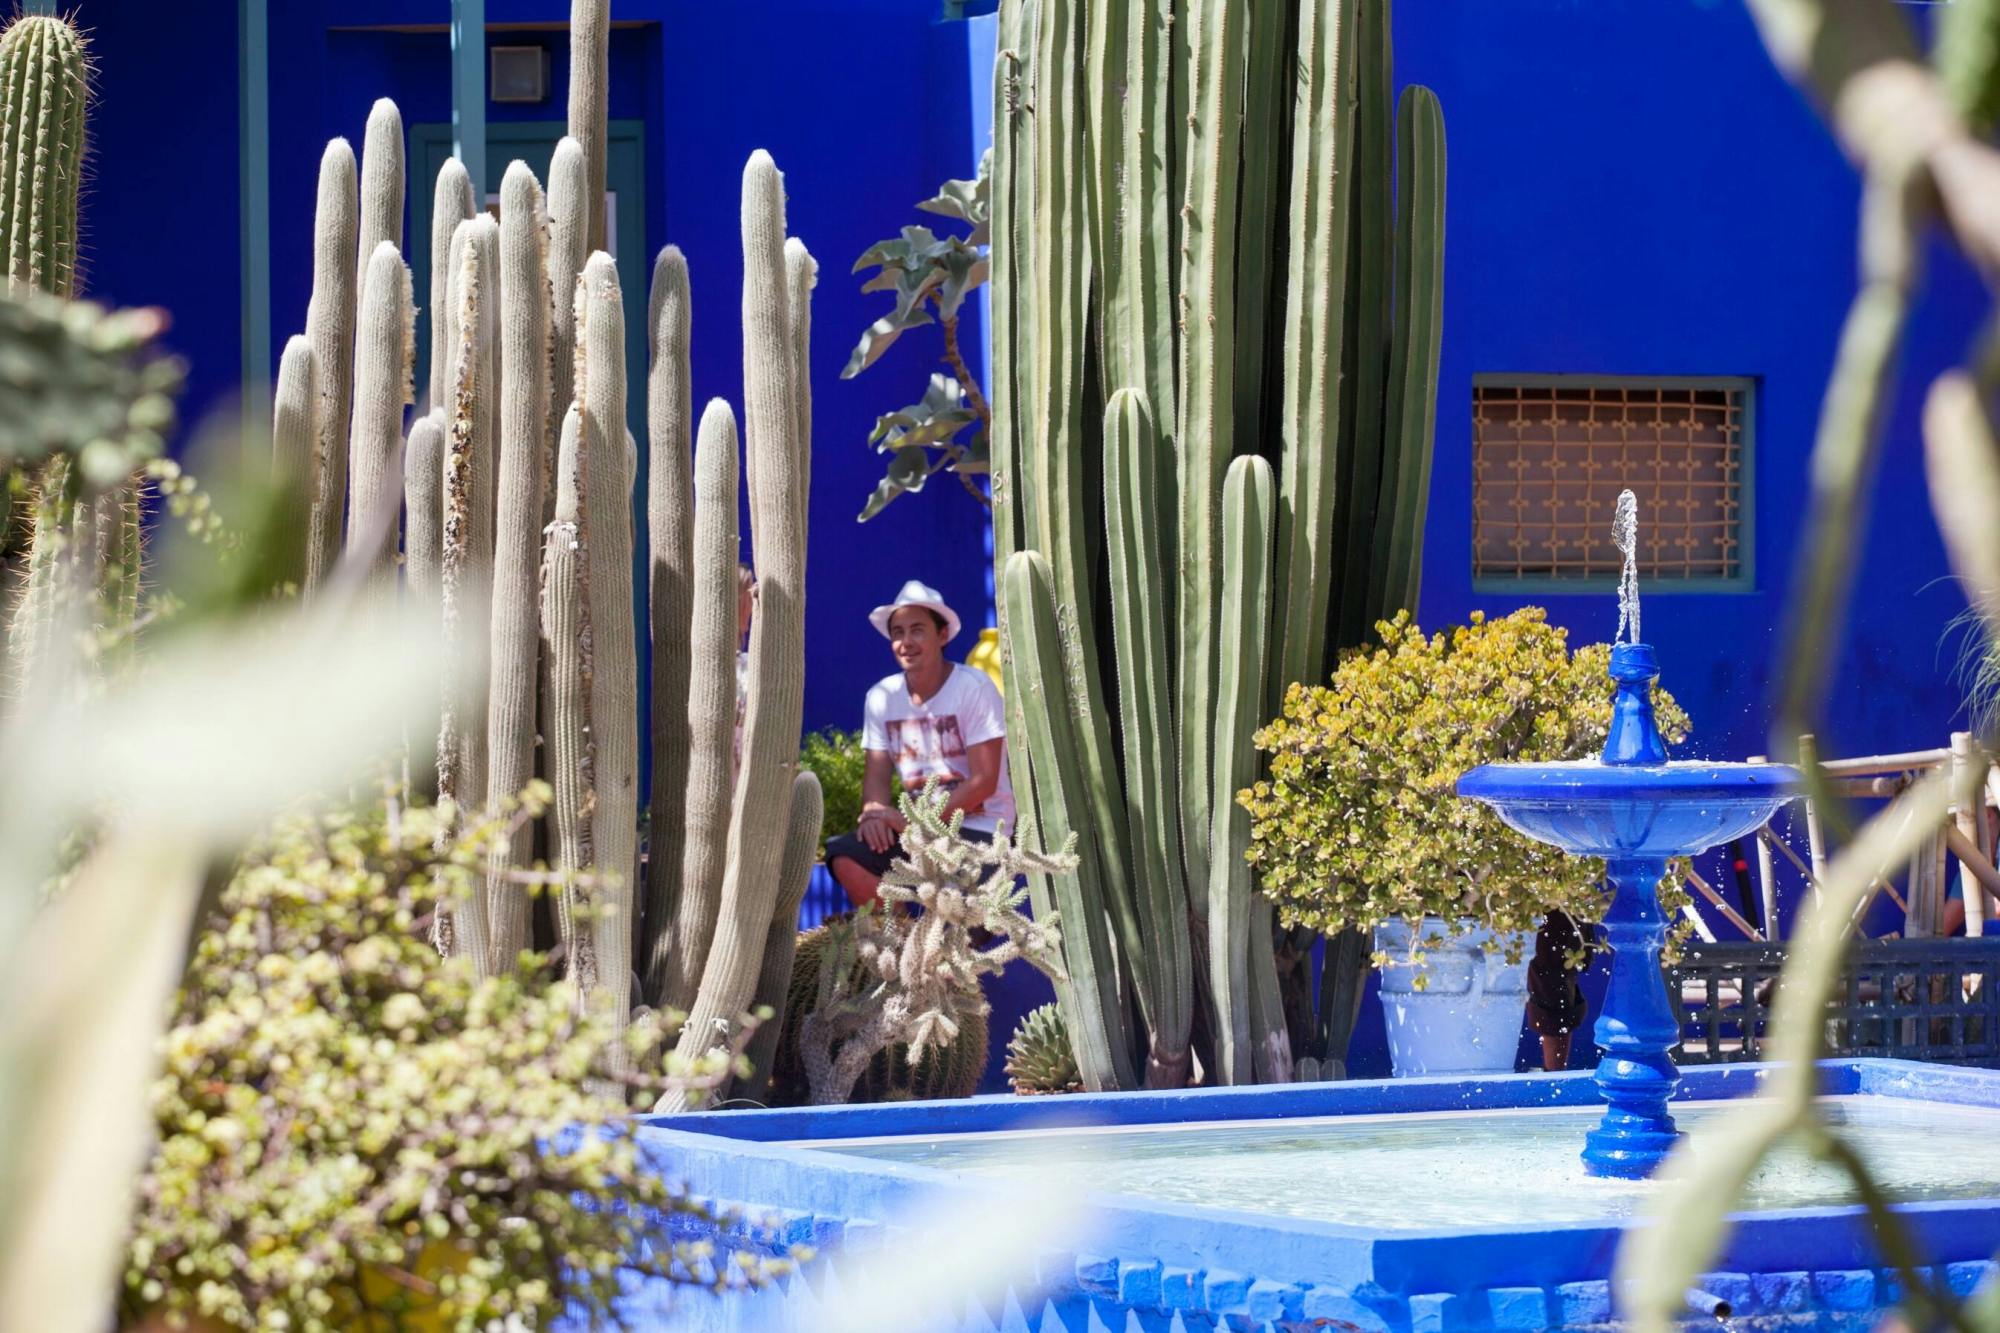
[967,625,1004,693]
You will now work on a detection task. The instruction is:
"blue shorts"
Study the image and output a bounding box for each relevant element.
[825,824,994,879]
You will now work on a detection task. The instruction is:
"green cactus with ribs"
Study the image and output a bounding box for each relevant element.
[990,0,1447,1089]
[1,13,183,703]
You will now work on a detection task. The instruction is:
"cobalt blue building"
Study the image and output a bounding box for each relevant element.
[81,0,1978,868]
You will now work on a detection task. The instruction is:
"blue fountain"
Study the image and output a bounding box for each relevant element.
[1457,495,1798,1178]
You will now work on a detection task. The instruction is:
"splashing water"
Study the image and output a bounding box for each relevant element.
[1614,488,1640,645]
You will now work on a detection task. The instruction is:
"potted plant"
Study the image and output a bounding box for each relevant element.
[1241,609,1691,1076]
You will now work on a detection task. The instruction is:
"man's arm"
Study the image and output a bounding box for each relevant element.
[857,749,901,851]
[938,737,1003,821]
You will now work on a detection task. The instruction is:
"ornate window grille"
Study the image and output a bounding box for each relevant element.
[1472,378,1752,588]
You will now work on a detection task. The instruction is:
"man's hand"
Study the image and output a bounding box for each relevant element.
[857,804,907,853]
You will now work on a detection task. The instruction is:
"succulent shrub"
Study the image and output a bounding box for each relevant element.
[124,797,789,1331]
[1241,609,1692,961]
[1005,1003,1081,1096]
[797,727,864,858]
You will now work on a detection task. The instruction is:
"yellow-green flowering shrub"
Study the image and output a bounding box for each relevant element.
[124,797,791,1331]
[1241,609,1692,957]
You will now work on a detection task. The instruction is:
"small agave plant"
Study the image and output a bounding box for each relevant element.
[1006,1003,1082,1096]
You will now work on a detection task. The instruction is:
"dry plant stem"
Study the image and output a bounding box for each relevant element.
[939,315,993,507]
[485,162,552,971]
[642,246,696,1005]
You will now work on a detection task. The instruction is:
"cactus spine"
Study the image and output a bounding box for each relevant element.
[993,0,1447,1086]
[304,140,359,589]
[641,247,695,1002]
[343,242,415,579]
[0,15,86,298]
[665,151,812,1086]
[484,162,553,969]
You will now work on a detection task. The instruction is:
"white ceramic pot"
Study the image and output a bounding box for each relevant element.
[1374,917,1533,1077]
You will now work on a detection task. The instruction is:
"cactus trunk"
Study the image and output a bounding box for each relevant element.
[428,157,476,417]
[736,770,826,1103]
[0,15,85,299]
[484,162,553,972]
[543,405,597,984]
[991,0,1446,1084]
[344,242,414,580]
[656,398,738,1016]
[665,152,811,1088]
[271,336,315,593]
[305,140,360,590]
[641,247,695,1005]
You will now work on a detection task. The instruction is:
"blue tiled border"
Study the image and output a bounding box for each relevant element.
[633,1060,2000,1331]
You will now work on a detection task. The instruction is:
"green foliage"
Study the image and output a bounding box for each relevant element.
[844,154,992,521]
[1241,609,1692,949]
[797,727,864,857]
[0,290,182,489]
[125,798,791,1330]
[1005,1003,1081,1096]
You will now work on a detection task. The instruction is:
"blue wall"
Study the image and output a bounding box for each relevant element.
[82,0,994,741]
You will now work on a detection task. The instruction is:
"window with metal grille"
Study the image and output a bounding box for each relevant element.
[1471,377,1753,589]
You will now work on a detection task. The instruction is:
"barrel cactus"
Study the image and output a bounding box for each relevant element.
[1005,1003,1081,1096]
[989,0,1447,1090]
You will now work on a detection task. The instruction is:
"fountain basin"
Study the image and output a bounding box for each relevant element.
[632,1060,2000,1332]
[1455,760,1798,859]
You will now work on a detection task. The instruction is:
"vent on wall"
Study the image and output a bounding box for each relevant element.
[1471,377,1753,590]
[491,46,549,104]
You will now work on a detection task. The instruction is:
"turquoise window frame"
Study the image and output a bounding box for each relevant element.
[1468,373,1758,597]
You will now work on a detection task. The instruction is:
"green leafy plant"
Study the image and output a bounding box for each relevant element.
[842,155,991,520]
[124,796,790,1331]
[798,727,865,858]
[1241,609,1692,959]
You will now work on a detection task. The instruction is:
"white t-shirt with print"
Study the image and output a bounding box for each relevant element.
[862,662,1016,833]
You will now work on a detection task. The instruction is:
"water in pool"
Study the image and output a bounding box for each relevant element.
[811,1097,2000,1231]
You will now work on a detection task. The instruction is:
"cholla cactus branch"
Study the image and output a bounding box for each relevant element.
[797,783,1071,1105]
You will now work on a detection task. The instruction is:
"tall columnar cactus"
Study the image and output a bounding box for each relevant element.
[343,242,415,579]
[653,392,735,1017]
[641,247,695,1003]
[484,161,553,969]
[573,250,640,1019]
[357,100,406,292]
[270,336,315,591]
[543,404,596,976]
[428,157,475,417]
[568,0,610,254]
[438,217,499,862]
[304,139,359,590]
[0,14,86,298]
[546,137,588,530]
[992,0,1447,1087]
[662,151,813,1093]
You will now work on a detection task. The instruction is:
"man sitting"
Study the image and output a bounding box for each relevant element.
[826,580,1014,908]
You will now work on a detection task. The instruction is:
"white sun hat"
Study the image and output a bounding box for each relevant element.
[869,579,962,645]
